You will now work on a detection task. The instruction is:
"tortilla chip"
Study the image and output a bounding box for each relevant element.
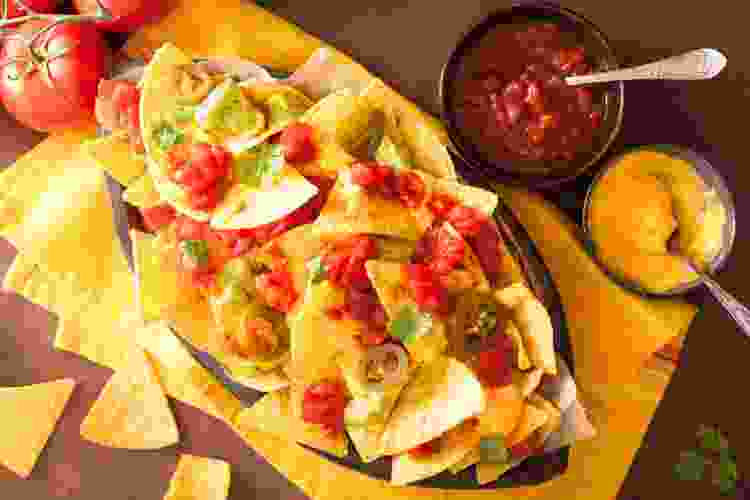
[515,298,557,376]
[131,229,202,322]
[527,393,563,448]
[123,173,162,209]
[233,389,348,458]
[314,168,421,241]
[287,280,360,384]
[431,178,498,217]
[82,135,146,187]
[390,419,480,486]
[80,348,178,449]
[507,402,549,447]
[135,322,242,425]
[512,368,544,398]
[505,321,532,370]
[0,379,76,478]
[163,454,231,500]
[241,82,314,132]
[231,368,290,393]
[379,357,485,455]
[139,44,210,221]
[476,461,514,486]
[494,282,535,309]
[359,78,456,179]
[442,223,490,292]
[449,447,480,474]
[478,385,524,438]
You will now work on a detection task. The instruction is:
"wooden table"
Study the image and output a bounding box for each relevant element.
[1,1,748,498]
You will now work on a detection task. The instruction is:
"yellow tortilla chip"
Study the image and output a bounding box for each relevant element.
[163,454,231,500]
[314,168,421,241]
[527,393,562,448]
[505,321,532,370]
[380,357,485,455]
[82,135,146,187]
[390,419,480,486]
[233,389,348,458]
[131,229,202,322]
[0,379,76,478]
[365,260,448,365]
[431,178,499,217]
[512,368,544,398]
[123,173,162,209]
[449,447,480,474]
[360,78,456,180]
[80,348,179,450]
[494,282,535,309]
[507,402,549,447]
[210,164,319,230]
[135,322,243,425]
[476,462,513,486]
[478,385,524,438]
[287,280,360,384]
[441,223,490,292]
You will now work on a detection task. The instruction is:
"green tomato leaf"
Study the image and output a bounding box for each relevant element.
[674,451,707,482]
[698,426,729,453]
[179,239,209,267]
[307,256,327,285]
[479,434,509,464]
[154,123,184,151]
[389,304,433,344]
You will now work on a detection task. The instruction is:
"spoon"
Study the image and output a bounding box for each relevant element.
[565,48,727,86]
[667,233,750,338]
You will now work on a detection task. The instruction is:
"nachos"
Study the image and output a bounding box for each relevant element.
[94,42,566,486]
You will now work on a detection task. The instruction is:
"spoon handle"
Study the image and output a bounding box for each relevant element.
[565,48,727,86]
[701,273,750,339]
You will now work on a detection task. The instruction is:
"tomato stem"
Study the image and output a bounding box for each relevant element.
[0,0,113,29]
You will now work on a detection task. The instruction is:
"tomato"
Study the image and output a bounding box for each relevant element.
[405,264,451,314]
[471,220,502,284]
[301,380,348,436]
[397,171,426,208]
[430,226,465,275]
[175,216,210,242]
[255,270,298,313]
[323,235,378,289]
[2,0,58,21]
[169,143,231,211]
[446,205,487,238]
[140,204,177,233]
[509,440,534,459]
[0,20,109,132]
[426,192,458,219]
[408,439,440,458]
[72,0,167,32]
[280,122,316,163]
[476,345,514,387]
[350,162,380,188]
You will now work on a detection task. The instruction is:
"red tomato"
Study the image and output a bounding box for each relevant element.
[280,122,317,163]
[397,171,426,208]
[0,20,109,132]
[302,380,348,436]
[405,264,450,314]
[140,204,177,233]
[476,345,513,387]
[255,270,298,313]
[430,226,466,275]
[446,205,487,238]
[426,192,458,219]
[350,162,380,188]
[408,439,440,458]
[175,216,210,241]
[72,0,167,32]
[169,143,231,211]
[509,440,534,459]
[3,0,58,20]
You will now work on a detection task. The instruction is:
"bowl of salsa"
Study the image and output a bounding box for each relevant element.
[440,1,624,188]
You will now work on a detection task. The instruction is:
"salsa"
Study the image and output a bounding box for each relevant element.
[453,22,603,163]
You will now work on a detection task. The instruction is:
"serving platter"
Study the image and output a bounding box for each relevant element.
[102,57,574,489]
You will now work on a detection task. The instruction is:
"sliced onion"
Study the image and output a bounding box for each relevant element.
[192,57,276,83]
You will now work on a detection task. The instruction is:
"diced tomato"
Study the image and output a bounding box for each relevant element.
[169,143,231,211]
[280,123,317,163]
[302,380,349,436]
[188,183,223,211]
[111,81,139,114]
[360,328,387,346]
[397,171,426,208]
[350,161,381,188]
[408,438,441,458]
[426,192,458,219]
[175,216,210,241]
[431,225,466,275]
[476,345,514,387]
[470,220,502,285]
[190,268,217,289]
[255,270,298,313]
[140,204,177,233]
[446,205,487,238]
[405,263,451,315]
[509,440,534,459]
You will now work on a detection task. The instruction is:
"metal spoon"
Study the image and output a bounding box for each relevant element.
[668,233,750,339]
[565,48,727,86]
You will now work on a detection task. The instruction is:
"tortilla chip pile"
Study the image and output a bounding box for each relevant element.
[63,42,573,486]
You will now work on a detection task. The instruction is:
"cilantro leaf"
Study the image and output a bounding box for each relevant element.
[179,239,209,267]
[389,304,433,344]
[307,256,328,285]
[479,435,509,464]
[233,143,286,188]
[698,425,729,454]
[154,123,184,150]
[711,457,738,495]
[675,451,707,481]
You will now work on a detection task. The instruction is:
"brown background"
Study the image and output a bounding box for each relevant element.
[1,0,749,498]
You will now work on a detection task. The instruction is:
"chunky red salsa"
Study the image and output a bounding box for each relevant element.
[301,379,349,436]
[454,22,603,163]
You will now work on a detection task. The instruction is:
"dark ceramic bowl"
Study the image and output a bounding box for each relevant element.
[440,1,624,188]
[582,144,736,297]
